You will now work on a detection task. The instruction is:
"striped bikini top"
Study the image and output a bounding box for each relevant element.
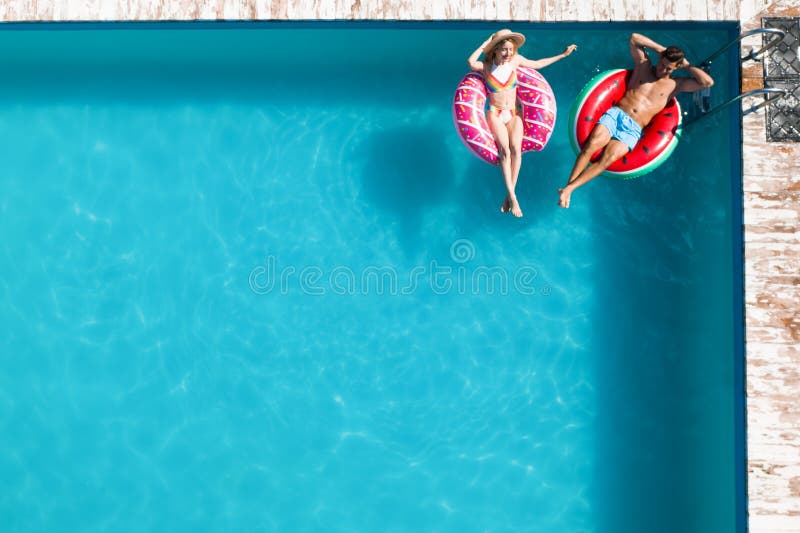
[485,62,517,93]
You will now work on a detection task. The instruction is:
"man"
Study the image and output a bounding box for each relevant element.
[558,33,714,208]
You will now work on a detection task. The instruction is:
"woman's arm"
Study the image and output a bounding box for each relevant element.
[517,44,577,69]
[467,35,494,72]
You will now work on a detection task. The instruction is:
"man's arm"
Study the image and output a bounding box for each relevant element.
[629,32,665,66]
[674,58,715,93]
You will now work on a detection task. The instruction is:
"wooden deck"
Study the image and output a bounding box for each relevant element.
[741,3,800,531]
[0,0,776,22]
[1,1,798,531]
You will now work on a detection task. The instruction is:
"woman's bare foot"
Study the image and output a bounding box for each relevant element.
[501,196,511,213]
[509,196,523,217]
[558,187,572,208]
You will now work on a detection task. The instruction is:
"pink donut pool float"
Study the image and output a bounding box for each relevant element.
[452,67,557,165]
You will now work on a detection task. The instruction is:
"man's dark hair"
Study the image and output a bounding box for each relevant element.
[661,46,685,63]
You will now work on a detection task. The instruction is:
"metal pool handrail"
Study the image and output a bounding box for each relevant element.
[739,88,788,116]
[699,28,787,67]
[688,88,788,124]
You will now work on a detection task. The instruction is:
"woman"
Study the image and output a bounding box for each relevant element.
[468,29,577,217]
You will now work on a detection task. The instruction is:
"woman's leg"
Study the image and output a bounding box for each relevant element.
[505,115,524,217]
[487,112,516,214]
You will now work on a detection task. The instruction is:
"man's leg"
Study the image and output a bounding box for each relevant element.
[565,123,612,186]
[559,139,629,208]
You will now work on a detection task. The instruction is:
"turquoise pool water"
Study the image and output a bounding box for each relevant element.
[0,23,743,532]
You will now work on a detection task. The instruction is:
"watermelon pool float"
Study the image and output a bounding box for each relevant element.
[569,69,682,179]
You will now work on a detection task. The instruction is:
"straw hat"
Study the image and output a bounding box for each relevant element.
[484,29,526,54]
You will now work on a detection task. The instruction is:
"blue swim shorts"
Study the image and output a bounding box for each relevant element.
[597,106,643,152]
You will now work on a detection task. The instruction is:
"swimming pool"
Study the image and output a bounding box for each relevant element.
[0,22,744,532]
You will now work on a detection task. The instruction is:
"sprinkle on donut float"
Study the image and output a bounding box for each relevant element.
[452,66,557,165]
[569,69,682,180]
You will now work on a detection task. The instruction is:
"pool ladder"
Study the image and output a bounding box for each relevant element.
[688,28,788,122]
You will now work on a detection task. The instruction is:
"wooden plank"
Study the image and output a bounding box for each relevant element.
[356,0,369,20]
[7,0,32,21]
[33,0,56,19]
[409,0,424,20]
[741,0,768,22]
[688,0,707,21]
[659,0,678,20]
[749,515,800,533]
[721,0,739,19]
[707,0,726,19]
[643,0,659,20]
[220,0,235,19]
[254,0,272,19]
[590,0,611,21]
[315,0,334,19]
[430,0,446,19]
[743,137,800,177]
[486,0,495,20]
[561,0,578,21]
[468,0,480,20]
[382,0,398,19]
[509,0,527,21]
[624,0,644,20]
[285,0,300,18]
[413,0,428,19]
[269,0,288,19]
[744,172,800,193]
[544,0,558,22]
[529,0,544,22]
[609,0,627,21]
[743,0,762,21]
[495,0,512,20]
[444,0,465,20]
